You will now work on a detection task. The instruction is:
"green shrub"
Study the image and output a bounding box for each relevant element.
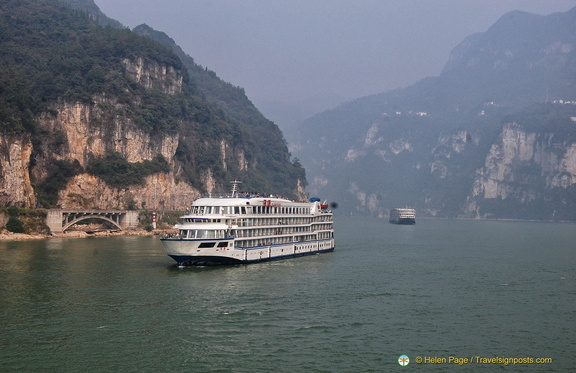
[6,217,25,233]
[7,206,20,217]
[86,153,169,188]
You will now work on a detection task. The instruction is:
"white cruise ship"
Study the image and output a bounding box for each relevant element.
[160,183,335,266]
[389,208,416,225]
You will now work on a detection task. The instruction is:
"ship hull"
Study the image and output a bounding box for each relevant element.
[168,246,335,266]
[389,218,416,225]
[389,208,416,225]
[162,238,335,266]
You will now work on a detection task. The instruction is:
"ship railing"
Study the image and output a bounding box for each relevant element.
[203,192,284,199]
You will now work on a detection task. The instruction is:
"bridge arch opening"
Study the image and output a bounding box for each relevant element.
[47,210,140,234]
[62,215,123,233]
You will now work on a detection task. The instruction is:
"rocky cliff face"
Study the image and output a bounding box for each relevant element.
[28,58,198,209]
[465,121,576,218]
[11,66,295,210]
[36,98,179,168]
[123,58,183,95]
[0,136,36,207]
[0,57,228,210]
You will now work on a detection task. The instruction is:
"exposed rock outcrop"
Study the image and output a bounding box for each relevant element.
[0,136,36,207]
[123,57,183,95]
[465,122,576,218]
[59,172,197,210]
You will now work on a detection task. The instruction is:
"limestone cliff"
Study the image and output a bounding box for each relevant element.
[0,136,36,207]
[59,173,195,210]
[28,57,276,209]
[123,57,183,95]
[30,58,198,209]
[465,121,576,219]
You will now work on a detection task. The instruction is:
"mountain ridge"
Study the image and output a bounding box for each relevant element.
[290,6,576,221]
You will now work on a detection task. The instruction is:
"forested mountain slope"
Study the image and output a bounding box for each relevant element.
[0,0,305,210]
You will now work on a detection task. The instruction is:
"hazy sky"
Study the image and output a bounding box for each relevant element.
[96,1,575,114]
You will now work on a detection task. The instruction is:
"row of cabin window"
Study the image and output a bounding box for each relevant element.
[182,216,332,225]
[235,217,316,227]
[238,234,318,248]
[234,224,333,238]
[177,226,333,240]
[190,205,311,215]
[179,229,229,239]
[237,235,333,249]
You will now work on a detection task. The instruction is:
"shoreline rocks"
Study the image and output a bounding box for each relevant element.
[0,228,177,241]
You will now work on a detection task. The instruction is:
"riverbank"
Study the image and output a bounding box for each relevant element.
[0,228,176,241]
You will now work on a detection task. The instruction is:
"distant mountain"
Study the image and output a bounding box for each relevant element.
[291,7,576,221]
[0,0,306,211]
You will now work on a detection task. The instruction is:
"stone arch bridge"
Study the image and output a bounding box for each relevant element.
[47,209,140,234]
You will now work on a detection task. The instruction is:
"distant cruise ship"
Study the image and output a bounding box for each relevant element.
[389,208,416,225]
[160,181,335,266]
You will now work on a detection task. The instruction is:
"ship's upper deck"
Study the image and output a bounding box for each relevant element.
[183,196,330,219]
[192,196,305,207]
